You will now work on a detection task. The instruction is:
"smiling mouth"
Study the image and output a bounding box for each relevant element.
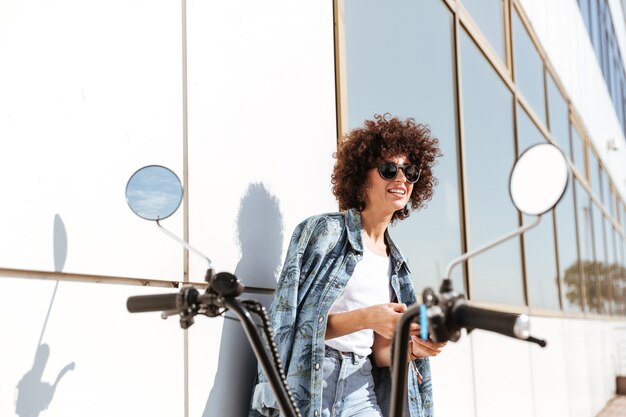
[388,188,406,196]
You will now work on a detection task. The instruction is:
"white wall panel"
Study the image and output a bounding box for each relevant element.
[585,320,610,415]
[183,1,338,416]
[563,318,593,417]
[430,331,476,417]
[0,0,185,280]
[0,277,184,417]
[528,316,570,417]
[471,330,534,417]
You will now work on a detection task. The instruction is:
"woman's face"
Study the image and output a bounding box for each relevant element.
[363,155,414,216]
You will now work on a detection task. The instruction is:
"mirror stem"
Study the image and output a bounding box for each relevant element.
[156,220,213,268]
[443,215,541,281]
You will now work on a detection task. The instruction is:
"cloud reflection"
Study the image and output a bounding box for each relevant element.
[126,166,182,220]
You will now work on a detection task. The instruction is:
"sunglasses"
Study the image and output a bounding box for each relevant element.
[377,161,421,184]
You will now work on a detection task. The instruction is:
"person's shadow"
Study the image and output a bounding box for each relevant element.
[202,183,283,417]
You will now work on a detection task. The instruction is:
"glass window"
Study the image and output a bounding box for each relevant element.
[461,0,506,63]
[547,73,570,156]
[343,0,464,295]
[570,125,586,177]
[588,149,601,199]
[600,167,613,217]
[460,29,523,305]
[590,0,601,59]
[614,235,626,315]
[512,9,546,126]
[592,205,609,314]
[516,105,559,309]
[575,180,598,313]
[578,0,591,35]
[614,74,624,129]
[557,172,583,312]
[601,4,609,73]
[607,222,618,314]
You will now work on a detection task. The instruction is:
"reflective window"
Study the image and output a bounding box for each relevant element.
[619,236,626,314]
[589,0,601,57]
[608,223,618,314]
[343,0,464,295]
[575,180,598,312]
[610,188,617,219]
[578,0,591,36]
[588,150,602,200]
[557,171,583,312]
[547,73,570,156]
[570,125,586,176]
[512,9,546,126]
[516,105,559,309]
[600,167,613,217]
[591,204,610,314]
[461,29,523,305]
[461,0,505,63]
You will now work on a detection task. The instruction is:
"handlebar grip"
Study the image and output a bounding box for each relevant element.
[127,293,181,313]
[450,303,530,340]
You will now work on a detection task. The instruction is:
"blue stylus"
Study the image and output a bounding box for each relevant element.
[420,304,428,339]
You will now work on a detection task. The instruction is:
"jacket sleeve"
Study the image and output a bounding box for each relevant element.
[249,216,325,417]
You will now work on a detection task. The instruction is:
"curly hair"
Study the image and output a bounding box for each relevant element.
[331,113,441,222]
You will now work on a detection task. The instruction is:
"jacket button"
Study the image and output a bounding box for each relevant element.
[314,411,319,416]
[315,362,320,370]
[318,316,324,323]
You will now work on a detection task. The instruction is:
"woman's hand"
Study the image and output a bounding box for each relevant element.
[367,303,419,339]
[408,335,447,360]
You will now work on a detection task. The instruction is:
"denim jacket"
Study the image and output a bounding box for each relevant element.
[249,208,433,417]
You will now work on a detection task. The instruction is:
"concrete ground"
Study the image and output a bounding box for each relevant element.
[598,396,626,417]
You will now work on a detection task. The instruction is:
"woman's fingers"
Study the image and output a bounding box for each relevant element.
[409,335,447,358]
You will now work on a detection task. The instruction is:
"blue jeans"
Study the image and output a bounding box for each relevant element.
[321,345,383,417]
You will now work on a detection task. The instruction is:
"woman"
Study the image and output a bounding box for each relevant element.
[250,114,446,417]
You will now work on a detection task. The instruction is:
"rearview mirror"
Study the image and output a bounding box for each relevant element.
[509,142,569,216]
[125,165,183,221]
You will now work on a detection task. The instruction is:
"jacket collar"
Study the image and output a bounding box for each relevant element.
[344,208,410,273]
[344,208,364,253]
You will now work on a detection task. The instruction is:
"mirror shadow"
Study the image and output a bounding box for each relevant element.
[203,182,284,417]
[15,344,75,417]
[53,214,67,272]
[14,215,75,417]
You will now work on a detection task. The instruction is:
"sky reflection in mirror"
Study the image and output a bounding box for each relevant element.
[126,166,183,221]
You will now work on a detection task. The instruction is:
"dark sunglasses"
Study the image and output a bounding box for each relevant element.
[377,161,421,184]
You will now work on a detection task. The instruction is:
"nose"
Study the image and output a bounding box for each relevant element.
[395,167,408,182]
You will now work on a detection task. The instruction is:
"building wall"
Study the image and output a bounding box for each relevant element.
[0,1,337,416]
[1,1,625,417]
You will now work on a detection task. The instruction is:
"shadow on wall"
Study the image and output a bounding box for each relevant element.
[203,183,284,417]
[15,345,75,417]
[53,214,67,272]
[14,215,75,417]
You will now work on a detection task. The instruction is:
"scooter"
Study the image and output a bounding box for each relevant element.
[124,142,569,417]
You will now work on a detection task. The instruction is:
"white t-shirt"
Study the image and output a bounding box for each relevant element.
[325,244,392,357]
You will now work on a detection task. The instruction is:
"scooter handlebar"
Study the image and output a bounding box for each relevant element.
[127,293,182,313]
[450,302,530,340]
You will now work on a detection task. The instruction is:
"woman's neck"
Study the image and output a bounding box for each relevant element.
[360,208,391,254]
